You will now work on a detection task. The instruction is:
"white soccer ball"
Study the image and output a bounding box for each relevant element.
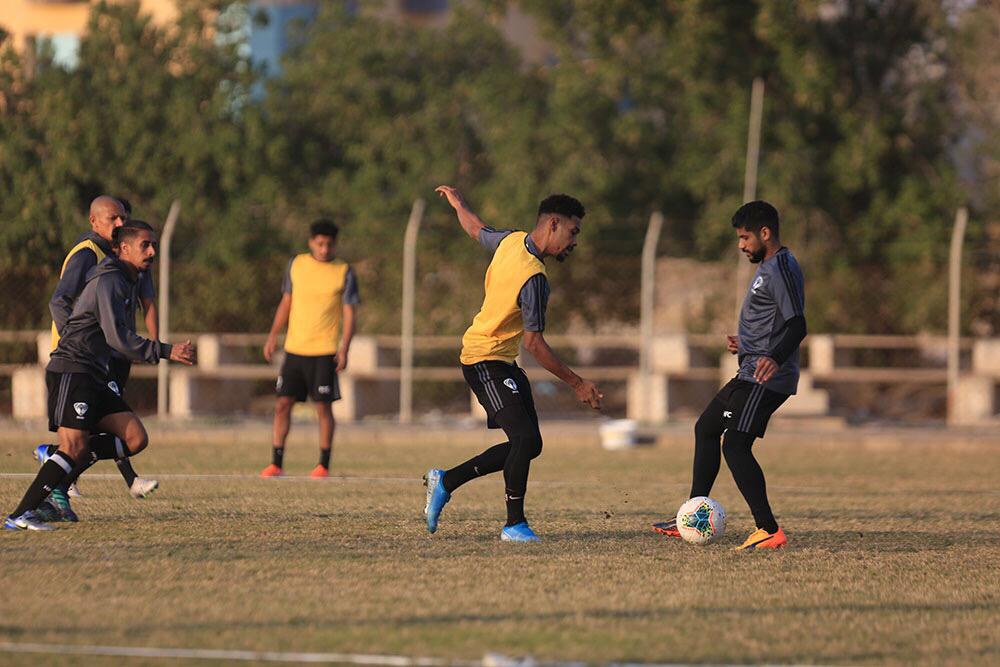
[676,496,726,545]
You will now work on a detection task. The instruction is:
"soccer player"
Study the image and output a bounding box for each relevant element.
[4,224,195,531]
[39,197,159,520]
[654,200,806,550]
[424,186,603,542]
[260,220,359,479]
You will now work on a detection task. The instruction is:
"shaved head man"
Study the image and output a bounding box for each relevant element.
[89,196,127,242]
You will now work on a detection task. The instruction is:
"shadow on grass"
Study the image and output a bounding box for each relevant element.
[8,599,999,638]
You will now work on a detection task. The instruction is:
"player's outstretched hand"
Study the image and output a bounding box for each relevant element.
[435,185,467,211]
[574,378,603,410]
[170,340,196,366]
[726,334,739,354]
[754,356,778,383]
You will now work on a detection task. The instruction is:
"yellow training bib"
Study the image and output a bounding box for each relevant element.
[460,232,545,365]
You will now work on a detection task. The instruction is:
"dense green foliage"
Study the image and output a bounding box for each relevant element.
[0,0,994,335]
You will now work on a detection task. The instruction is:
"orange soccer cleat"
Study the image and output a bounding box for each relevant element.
[310,465,329,479]
[260,464,284,478]
[736,527,788,551]
[652,518,681,538]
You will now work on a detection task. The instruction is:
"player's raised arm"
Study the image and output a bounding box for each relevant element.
[435,185,487,241]
[523,330,602,410]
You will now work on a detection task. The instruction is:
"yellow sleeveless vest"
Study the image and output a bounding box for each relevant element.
[51,239,105,351]
[460,231,546,365]
[285,253,349,356]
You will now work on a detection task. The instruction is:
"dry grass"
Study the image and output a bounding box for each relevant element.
[1,423,999,665]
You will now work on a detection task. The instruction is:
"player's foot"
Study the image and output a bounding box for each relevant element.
[4,511,55,531]
[736,527,787,551]
[130,477,159,499]
[260,464,284,478]
[652,517,681,538]
[67,482,83,498]
[47,487,79,522]
[32,444,57,465]
[310,465,329,479]
[32,500,63,523]
[423,468,451,534]
[500,521,540,542]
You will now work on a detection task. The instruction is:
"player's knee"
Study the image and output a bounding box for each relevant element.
[126,431,148,455]
[721,431,752,460]
[275,398,294,416]
[694,414,721,440]
[524,432,544,459]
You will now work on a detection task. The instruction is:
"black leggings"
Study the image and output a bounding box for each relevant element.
[442,403,543,520]
[690,413,778,533]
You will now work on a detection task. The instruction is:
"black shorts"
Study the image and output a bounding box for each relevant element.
[277,353,341,403]
[701,377,789,439]
[463,361,537,430]
[107,355,132,396]
[47,371,132,433]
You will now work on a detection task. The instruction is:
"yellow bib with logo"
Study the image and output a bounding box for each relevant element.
[460,232,546,365]
[51,239,106,351]
[285,253,349,356]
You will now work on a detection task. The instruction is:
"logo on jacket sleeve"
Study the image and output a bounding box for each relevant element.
[751,276,764,293]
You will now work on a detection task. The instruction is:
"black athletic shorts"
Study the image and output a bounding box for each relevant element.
[463,360,537,429]
[701,377,789,438]
[277,353,341,403]
[47,371,132,433]
[107,355,132,395]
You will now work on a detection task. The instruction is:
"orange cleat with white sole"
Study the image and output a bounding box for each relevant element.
[310,465,329,479]
[736,527,787,551]
[260,464,284,478]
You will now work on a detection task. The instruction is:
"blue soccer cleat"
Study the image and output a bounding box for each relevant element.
[501,521,540,542]
[32,444,57,465]
[47,487,78,522]
[4,510,55,531]
[423,468,451,534]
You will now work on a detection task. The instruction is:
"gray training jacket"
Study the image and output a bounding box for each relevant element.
[47,256,172,381]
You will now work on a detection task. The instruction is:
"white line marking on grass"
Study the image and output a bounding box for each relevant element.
[0,642,480,665]
[0,642,748,666]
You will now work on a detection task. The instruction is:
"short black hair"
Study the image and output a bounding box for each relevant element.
[124,219,154,232]
[116,197,133,217]
[309,219,339,239]
[538,194,585,220]
[111,223,153,249]
[731,200,779,238]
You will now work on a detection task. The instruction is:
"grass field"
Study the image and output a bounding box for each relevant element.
[1,422,999,666]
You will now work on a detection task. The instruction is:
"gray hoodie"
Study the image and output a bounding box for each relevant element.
[47,256,172,380]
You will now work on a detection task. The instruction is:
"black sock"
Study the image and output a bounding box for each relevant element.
[505,489,526,527]
[442,442,510,493]
[64,454,98,489]
[319,448,331,469]
[11,452,76,517]
[722,430,780,534]
[116,457,138,487]
[272,447,284,468]
[494,406,543,527]
[89,433,125,461]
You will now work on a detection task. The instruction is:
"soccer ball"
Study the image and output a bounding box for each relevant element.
[676,496,726,545]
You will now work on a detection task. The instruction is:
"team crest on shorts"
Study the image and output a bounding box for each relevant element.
[318,385,331,395]
[276,376,283,390]
[503,378,519,393]
[108,381,120,396]
[73,402,89,418]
